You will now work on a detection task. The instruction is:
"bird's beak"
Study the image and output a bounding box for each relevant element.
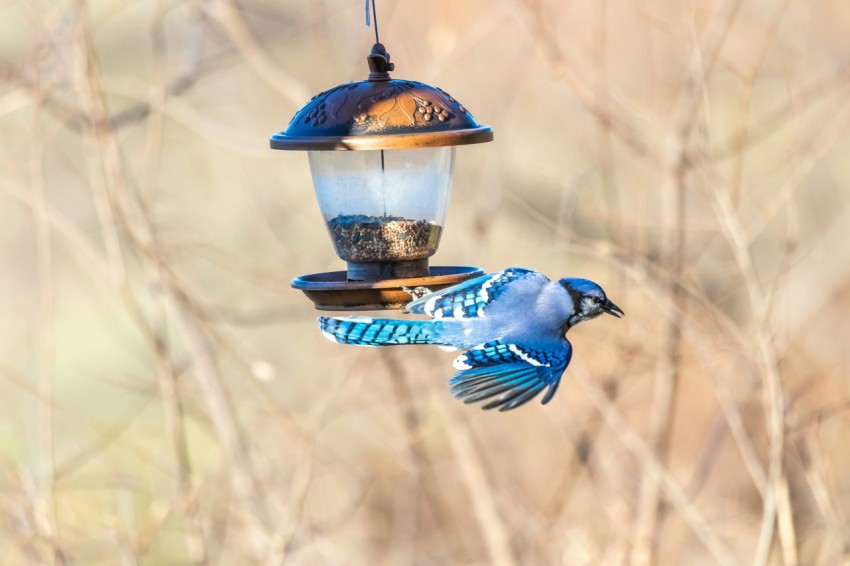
[602,299,624,318]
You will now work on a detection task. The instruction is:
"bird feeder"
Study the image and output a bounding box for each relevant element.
[272,40,493,310]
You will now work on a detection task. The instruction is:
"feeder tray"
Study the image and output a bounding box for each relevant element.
[292,266,485,311]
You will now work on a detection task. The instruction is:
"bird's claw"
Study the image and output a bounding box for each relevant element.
[401,286,433,313]
[402,286,432,300]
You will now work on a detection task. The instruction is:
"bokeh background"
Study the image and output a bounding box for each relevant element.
[3,0,850,564]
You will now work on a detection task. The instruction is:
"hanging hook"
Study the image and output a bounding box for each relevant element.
[365,0,392,80]
[365,0,380,44]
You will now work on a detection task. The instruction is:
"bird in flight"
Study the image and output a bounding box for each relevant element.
[319,267,623,411]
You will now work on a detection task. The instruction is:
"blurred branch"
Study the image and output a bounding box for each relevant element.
[708,60,850,162]
[0,361,175,484]
[264,436,316,564]
[725,0,794,205]
[544,374,623,519]
[111,0,208,129]
[139,8,206,554]
[381,349,422,565]
[792,435,847,559]
[789,400,850,434]
[145,7,206,557]
[504,187,774,505]
[204,0,310,106]
[570,360,738,565]
[103,78,269,156]
[149,286,207,564]
[403,349,488,560]
[527,0,658,163]
[29,94,67,566]
[70,1,274,558]
[1,177,109,278]
[0,1,207,136]
[433,399,517,566]
[712,184,797,566]
[714,71,850,264]
[695,353,768,496]
[634,1,741,563]
[591,0,625,247]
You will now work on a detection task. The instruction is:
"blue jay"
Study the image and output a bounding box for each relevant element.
[318,267,623,411]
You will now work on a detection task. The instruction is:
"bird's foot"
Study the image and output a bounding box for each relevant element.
[400,286,433,313]
[402,286,432,300]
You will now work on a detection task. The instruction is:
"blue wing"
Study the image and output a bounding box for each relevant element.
[449,339,572,411]
[406,267,548,320]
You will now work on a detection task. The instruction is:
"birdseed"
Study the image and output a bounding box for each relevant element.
[328,214,442,262]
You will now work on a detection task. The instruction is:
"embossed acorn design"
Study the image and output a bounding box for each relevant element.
[303,102,328,126]
[415,99,450,123]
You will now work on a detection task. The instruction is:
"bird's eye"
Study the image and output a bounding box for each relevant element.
[592,296,602,304]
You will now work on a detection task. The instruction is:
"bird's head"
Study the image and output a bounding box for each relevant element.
[558,278,624,329]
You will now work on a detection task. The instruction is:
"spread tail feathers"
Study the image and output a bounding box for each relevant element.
[318,316,440,346]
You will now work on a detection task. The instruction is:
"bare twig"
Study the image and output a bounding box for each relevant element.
[381,349,421,566]
[712,186,797,566]
[144,4,206,561]
[204,0,310,107]
[708,61,850,162]
[149,287,207,564]
[70,1,273,558]
[571,361,738,565]
[633,3,742,560]
[504,188,773,506]
[30,92,67,566]
[527,0,657,163]
[432,398,517,566]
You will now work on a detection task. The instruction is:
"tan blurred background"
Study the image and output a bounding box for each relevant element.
[2,0,850,564]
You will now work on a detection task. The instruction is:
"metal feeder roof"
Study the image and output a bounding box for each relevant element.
[270,44,493,152]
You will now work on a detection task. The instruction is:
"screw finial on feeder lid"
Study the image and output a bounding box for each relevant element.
[367,43,394,81]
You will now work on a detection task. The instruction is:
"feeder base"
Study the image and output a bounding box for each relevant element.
[292,265,485,311]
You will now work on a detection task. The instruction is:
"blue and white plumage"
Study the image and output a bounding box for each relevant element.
[318,267,623,411]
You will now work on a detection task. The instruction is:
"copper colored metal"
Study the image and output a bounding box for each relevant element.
[270,44,493,151]
[292,265,485,311]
